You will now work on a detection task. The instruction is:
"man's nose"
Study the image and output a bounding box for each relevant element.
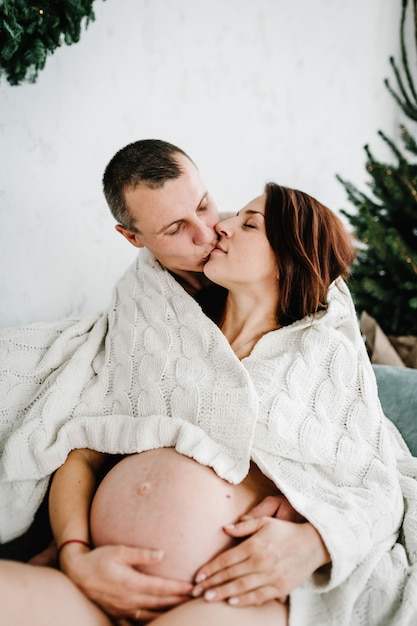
[193,221,217,245]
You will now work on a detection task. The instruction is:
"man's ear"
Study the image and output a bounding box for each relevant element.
[115,224,144,248]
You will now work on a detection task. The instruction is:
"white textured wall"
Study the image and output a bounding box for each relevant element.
[0,0,406,327]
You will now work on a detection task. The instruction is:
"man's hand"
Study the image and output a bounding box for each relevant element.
[60,544,192,622]
[192,517,330,607]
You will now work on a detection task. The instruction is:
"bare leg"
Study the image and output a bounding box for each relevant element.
[0,560,112,626]
[28,540,57,566]
[150,597,288,626]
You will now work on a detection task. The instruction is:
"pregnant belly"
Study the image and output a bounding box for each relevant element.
[90,448,276,582]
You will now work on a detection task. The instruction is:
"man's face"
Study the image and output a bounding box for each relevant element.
[117,155,219,275]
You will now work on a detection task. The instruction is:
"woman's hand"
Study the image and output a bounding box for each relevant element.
[243,494,306,523]
[192,517,330,607]
[60,543,192,622]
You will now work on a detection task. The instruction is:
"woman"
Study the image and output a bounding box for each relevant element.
[3,184,417,625]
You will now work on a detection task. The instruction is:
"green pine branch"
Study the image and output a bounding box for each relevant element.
[0,0,103,85]
[385,0,417,119]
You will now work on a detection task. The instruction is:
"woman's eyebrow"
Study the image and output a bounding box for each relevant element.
[238,209,264,217]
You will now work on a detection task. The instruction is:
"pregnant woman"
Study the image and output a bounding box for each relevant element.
[50,182,339,624]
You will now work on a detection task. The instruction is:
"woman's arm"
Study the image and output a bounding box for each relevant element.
[49,450,192,622]
[49,448,106,556]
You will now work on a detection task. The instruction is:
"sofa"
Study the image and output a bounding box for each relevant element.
[373,364,417,457]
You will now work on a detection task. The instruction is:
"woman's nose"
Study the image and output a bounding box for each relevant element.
[215,218,232,237]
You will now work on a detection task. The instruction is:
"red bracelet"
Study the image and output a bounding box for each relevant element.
[57,539,91,559]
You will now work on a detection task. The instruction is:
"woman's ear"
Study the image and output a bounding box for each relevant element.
[115,224,144,248]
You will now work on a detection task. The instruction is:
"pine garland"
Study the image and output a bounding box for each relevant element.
[337,0,417,336]
[0,0,103,86]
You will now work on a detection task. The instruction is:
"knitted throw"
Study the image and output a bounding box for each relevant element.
[1,249,417,625]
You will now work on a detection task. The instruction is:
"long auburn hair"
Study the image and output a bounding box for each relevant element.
[264,183,356,326]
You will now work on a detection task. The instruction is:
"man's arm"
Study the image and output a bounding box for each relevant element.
[49,450,192,622]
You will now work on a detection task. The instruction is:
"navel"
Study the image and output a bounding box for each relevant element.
[136,481,151,495]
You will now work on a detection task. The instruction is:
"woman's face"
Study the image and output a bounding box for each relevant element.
[204,194,278,290]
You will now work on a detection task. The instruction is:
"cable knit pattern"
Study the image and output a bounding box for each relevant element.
[1,248,417,625]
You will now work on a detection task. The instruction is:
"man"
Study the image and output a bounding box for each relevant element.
[0,139,224,618]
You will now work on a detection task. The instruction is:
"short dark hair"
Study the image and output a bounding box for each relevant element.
[264,183,356,326]
[102,139,192,231]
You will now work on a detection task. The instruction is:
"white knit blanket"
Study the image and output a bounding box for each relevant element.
[1,249,417,625]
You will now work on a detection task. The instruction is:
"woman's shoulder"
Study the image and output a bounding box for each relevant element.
[263,278,363,366]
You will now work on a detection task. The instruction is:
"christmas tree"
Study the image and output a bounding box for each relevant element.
[0,0,102,86]
[337,0,417,337]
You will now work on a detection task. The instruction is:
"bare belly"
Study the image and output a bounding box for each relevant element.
[90,448,277,582]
